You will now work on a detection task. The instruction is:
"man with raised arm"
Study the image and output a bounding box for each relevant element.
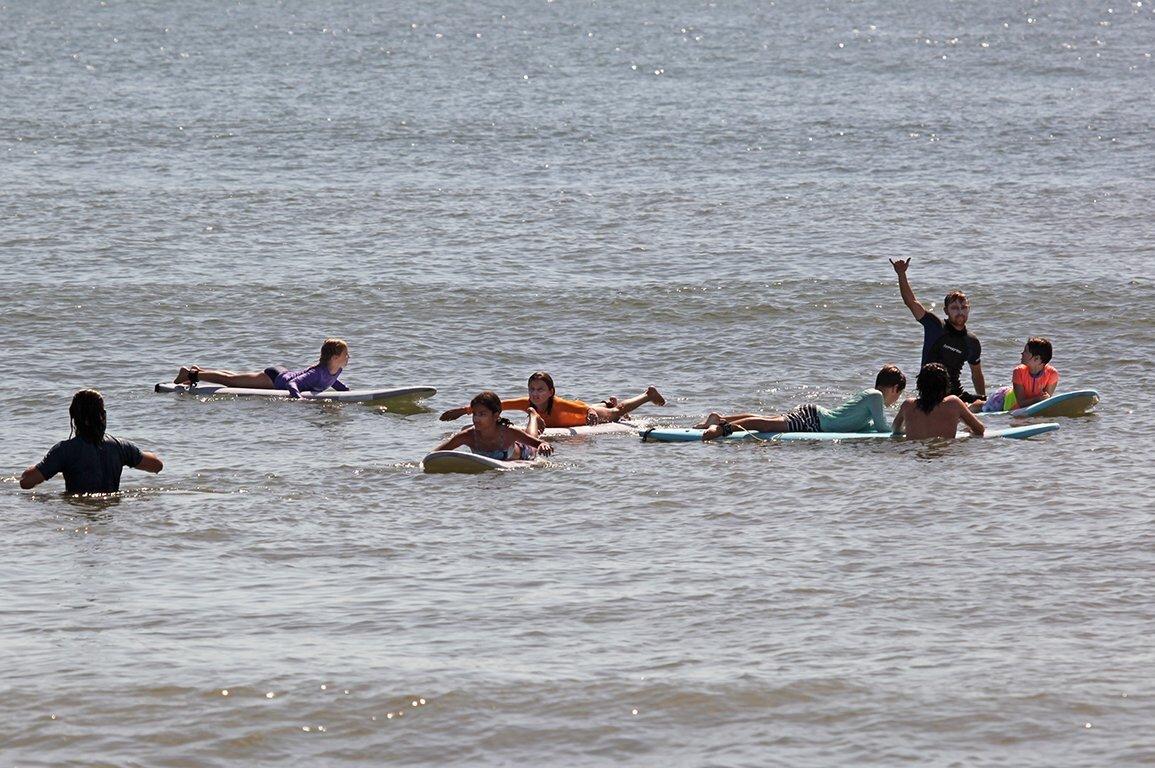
[890,258,986,404]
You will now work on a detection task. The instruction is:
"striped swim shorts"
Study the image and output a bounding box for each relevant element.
[784,403,821,432]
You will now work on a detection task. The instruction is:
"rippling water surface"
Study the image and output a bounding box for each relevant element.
[3,0,1154,765]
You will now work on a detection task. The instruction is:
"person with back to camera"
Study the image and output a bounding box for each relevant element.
[891,363,985,440]
[694,364,908,441]
[172,338,350,399]
[973,336,1059,412]
[890,257,986,404]
[20,389,163,493]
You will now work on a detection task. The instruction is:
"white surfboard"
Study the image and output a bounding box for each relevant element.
[421,450,540,474]
[154,382,436,405]
[540,422,640,437]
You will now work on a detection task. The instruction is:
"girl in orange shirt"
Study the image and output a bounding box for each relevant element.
[439,371,666,429]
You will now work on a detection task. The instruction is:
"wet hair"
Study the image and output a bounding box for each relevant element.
[915,363,950,414]
[527,371,556,414]
[874,364,906,392]
[319,338,348,367]
[470,390,512,427]
[70,389,107,444]
[943,290,969,311]
[1026,337,1053,364]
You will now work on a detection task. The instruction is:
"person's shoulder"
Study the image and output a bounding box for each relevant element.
[920,312,943,327]
[44,437,77,456]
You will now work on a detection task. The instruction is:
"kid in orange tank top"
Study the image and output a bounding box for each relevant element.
[439,371,666,430]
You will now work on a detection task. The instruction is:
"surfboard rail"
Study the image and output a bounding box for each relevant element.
[421,450,541,474]
[154,382,436,405]
[641,423,1060,443]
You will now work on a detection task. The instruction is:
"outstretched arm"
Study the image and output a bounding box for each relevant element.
[890,258,927,321]
[135,452,164,474]
[958,401,985,436]
[434,429,471,451]
[439,406,468,421]
[19,466,46,490]
[508,426,553,456]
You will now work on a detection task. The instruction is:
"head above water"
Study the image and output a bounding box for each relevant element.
[526,371,556,413]
[874,364,907,406]
[874,364,907,393]
[469,390,511,429]
[70,389,107,444]
[943,290,970,330]
[1024,336,1053,365]
[319,338,349,367]
[915,363,950,414]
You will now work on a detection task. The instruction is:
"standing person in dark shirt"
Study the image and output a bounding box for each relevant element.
[890,258,986,403]
[20,390,163,494]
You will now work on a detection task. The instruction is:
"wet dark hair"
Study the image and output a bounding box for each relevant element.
[944,290,968,310]
[470,390,512,427]
[915,363,950,414]
[70,389,107,444]
[527,371,556,414]
[1026,337,1053,365]
[874,364,906,392]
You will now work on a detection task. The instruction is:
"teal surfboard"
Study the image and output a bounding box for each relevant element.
[1009,389,1099,417]
[641,423,1059,443]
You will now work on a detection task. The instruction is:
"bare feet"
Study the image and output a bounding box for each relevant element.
[646,386,666,406]
[693,411,724,430]
[174,365,199,385]
[701,421,735,441]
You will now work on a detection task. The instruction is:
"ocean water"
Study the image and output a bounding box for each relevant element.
[3,0,1154,765]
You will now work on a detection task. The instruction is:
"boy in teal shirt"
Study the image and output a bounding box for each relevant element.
[696,365,907,440]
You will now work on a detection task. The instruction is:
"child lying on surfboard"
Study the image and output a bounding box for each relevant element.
[435,391,554,461]
[439,371,666,428]
[971,337,1059,413]
[173,338,350,399]
[696,365,907,441]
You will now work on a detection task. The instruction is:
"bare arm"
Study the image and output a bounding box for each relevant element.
[507,426,553,456]
[135,452,163,474]
[1012,375,1056,408]
[891,400,910,435]
[434,429,472,451]
[890,258,927,320]
[970,362,986,398]
[439,406,468,422]
[957,400,985,436]
[19,467,46,490]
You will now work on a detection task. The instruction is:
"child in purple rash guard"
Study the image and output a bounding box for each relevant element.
[266,362,350,398]
[173,338,352,398]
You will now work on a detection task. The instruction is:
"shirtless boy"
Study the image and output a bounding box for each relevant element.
[892,363,986,440]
